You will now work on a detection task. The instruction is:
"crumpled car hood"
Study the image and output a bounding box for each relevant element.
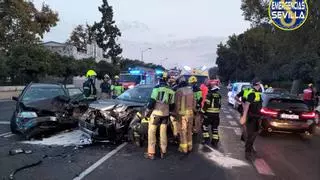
[89,99,145,111]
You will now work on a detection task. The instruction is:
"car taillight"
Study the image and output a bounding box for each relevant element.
[260,107,278,117]
[301,112,316,119]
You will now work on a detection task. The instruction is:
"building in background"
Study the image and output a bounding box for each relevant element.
[42,41,110,63]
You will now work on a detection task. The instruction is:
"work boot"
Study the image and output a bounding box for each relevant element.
[211,140,219,148]
[144,153,155,160]
[160,153,166,159]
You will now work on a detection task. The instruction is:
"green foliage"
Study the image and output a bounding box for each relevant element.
[91,0,122,64]
[66,24,91,53]
[0,0,59,52]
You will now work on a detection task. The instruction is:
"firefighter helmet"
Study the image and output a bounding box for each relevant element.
[114,75,120,79]
[86,70,97,78]
[104,74,110,79]
[188,76,197,84]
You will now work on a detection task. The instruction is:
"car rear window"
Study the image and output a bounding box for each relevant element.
[266,99,309,111]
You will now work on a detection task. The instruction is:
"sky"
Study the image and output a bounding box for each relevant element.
[33,0,251,68]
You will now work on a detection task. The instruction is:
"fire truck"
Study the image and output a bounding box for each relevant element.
[119,67,158,89]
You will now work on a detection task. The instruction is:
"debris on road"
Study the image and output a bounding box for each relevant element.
[9,148,33,156]
[22,130,92,146]
[9,160,42,180]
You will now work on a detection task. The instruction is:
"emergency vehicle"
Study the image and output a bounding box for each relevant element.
[119,67,160,89]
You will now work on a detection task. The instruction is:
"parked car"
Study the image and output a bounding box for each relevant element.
[79,84,153,143]
[262,88,290,102]
[259,93,317,137]
[10,83,89,139]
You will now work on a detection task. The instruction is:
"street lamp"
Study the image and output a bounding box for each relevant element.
[141,48,152,61]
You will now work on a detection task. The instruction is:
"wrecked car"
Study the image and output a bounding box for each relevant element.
[10,83,89,139]
[79,84,154,143]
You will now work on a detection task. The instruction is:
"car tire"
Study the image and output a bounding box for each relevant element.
[10,112,18,134]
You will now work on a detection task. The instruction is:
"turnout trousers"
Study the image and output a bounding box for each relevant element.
[148,114,168,155]
[202,113,220,144]
[178,114,194,153]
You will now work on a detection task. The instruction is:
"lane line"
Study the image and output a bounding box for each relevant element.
[254,158,275,176]
[0,121,10,125]
[0,132,12,137]
[233,127,242,136]
[228,120,238,126]
[3,133,14,138]
[226,115,233,119]
[73,142,127,180]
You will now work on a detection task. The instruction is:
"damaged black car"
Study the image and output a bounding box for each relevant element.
[79,84,153,143]
[10,83,89,139]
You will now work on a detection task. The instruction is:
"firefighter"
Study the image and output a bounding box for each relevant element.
[240,78,263,161]
[100,74,111,99]
[175,77,196,154]
[83,70,97,100]
[188,76,203,134]
[130,110,150,147]
[144,72,175,159]
[111,75,124,98]
[168,77,179,141]
[201,82,222,147]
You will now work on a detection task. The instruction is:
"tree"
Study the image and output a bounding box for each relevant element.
[0,0,59,52]
[240,0,269,25]
[91,0,122,64]
[66,24,91,53]
[0,53,8,83]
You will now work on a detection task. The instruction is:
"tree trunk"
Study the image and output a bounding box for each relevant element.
[291,79,301,95]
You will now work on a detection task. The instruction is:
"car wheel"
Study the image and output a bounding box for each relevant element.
[10,112,18,134]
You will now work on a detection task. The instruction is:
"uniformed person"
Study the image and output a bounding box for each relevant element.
[188,76,203,134]
[168,77,179,142]
[240,78,263,161]
[83,70,97,101]
[235,86,252,141]
[130,110,150,147]
[145,72,175,159]
[111,75,124,98]
[175,77,196,154]
[100,74,111,99]
[201,83,222,146]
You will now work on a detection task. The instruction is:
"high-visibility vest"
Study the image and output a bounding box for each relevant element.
[243,88,261,102]
[205,92,221,113]
[150,85,175,116]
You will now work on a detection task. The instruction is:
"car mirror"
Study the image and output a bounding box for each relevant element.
[12,96,18,101]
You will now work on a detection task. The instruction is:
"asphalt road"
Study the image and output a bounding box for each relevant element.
[0,92,319,180]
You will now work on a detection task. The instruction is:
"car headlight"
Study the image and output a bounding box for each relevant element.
[17,112,38,118]
[128,85,135,89]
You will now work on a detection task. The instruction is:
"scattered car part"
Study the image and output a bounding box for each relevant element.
[9,148,33,156]
[9,160,42,180]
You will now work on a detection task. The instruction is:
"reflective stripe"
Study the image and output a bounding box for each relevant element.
[179,143,188,149]
[206,108,220,113]
[212,134,219,140]
[179,109,193,116]
[136,112,142,119]
[187,141,192,146]
[141,118,149,123]
[203,132,210,138]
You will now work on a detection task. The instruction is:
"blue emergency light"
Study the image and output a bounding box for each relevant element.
[129,70,141,75]
[155,70,163,74]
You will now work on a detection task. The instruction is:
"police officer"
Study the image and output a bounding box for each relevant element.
[130,110,150,147]
[145,72,175,159]
[235,86,252,141]
[111,75,124,98]
[175,77,196,154]
[188,76,203,134]
[83,70,97,101]
[201,82,222,147]
[100,74,111,99]
[240,78,263,161]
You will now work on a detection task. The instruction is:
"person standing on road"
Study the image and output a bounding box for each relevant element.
[174,77,196,154]
[83,70,97,101]
[235,86,252,141]
[188,76,203,134]
[144,72,175,159]
[168,77,179,143]
[100,74,111,99]
[111,75,124,99]
[201,82,222,147]
[240,78,263,161]
[303,83,315,110]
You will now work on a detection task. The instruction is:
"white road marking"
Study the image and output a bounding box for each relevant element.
[254,158,275,176]
[73,142,127,180]
[226,115,233,119]
[199,144,249,169]
[229,120,238,126]
[234,127,242,136]
[0,121,10,125]
[3,133,14,138]
[219,125,236,130]
[0,132,12,137]
[0,99,13,102]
